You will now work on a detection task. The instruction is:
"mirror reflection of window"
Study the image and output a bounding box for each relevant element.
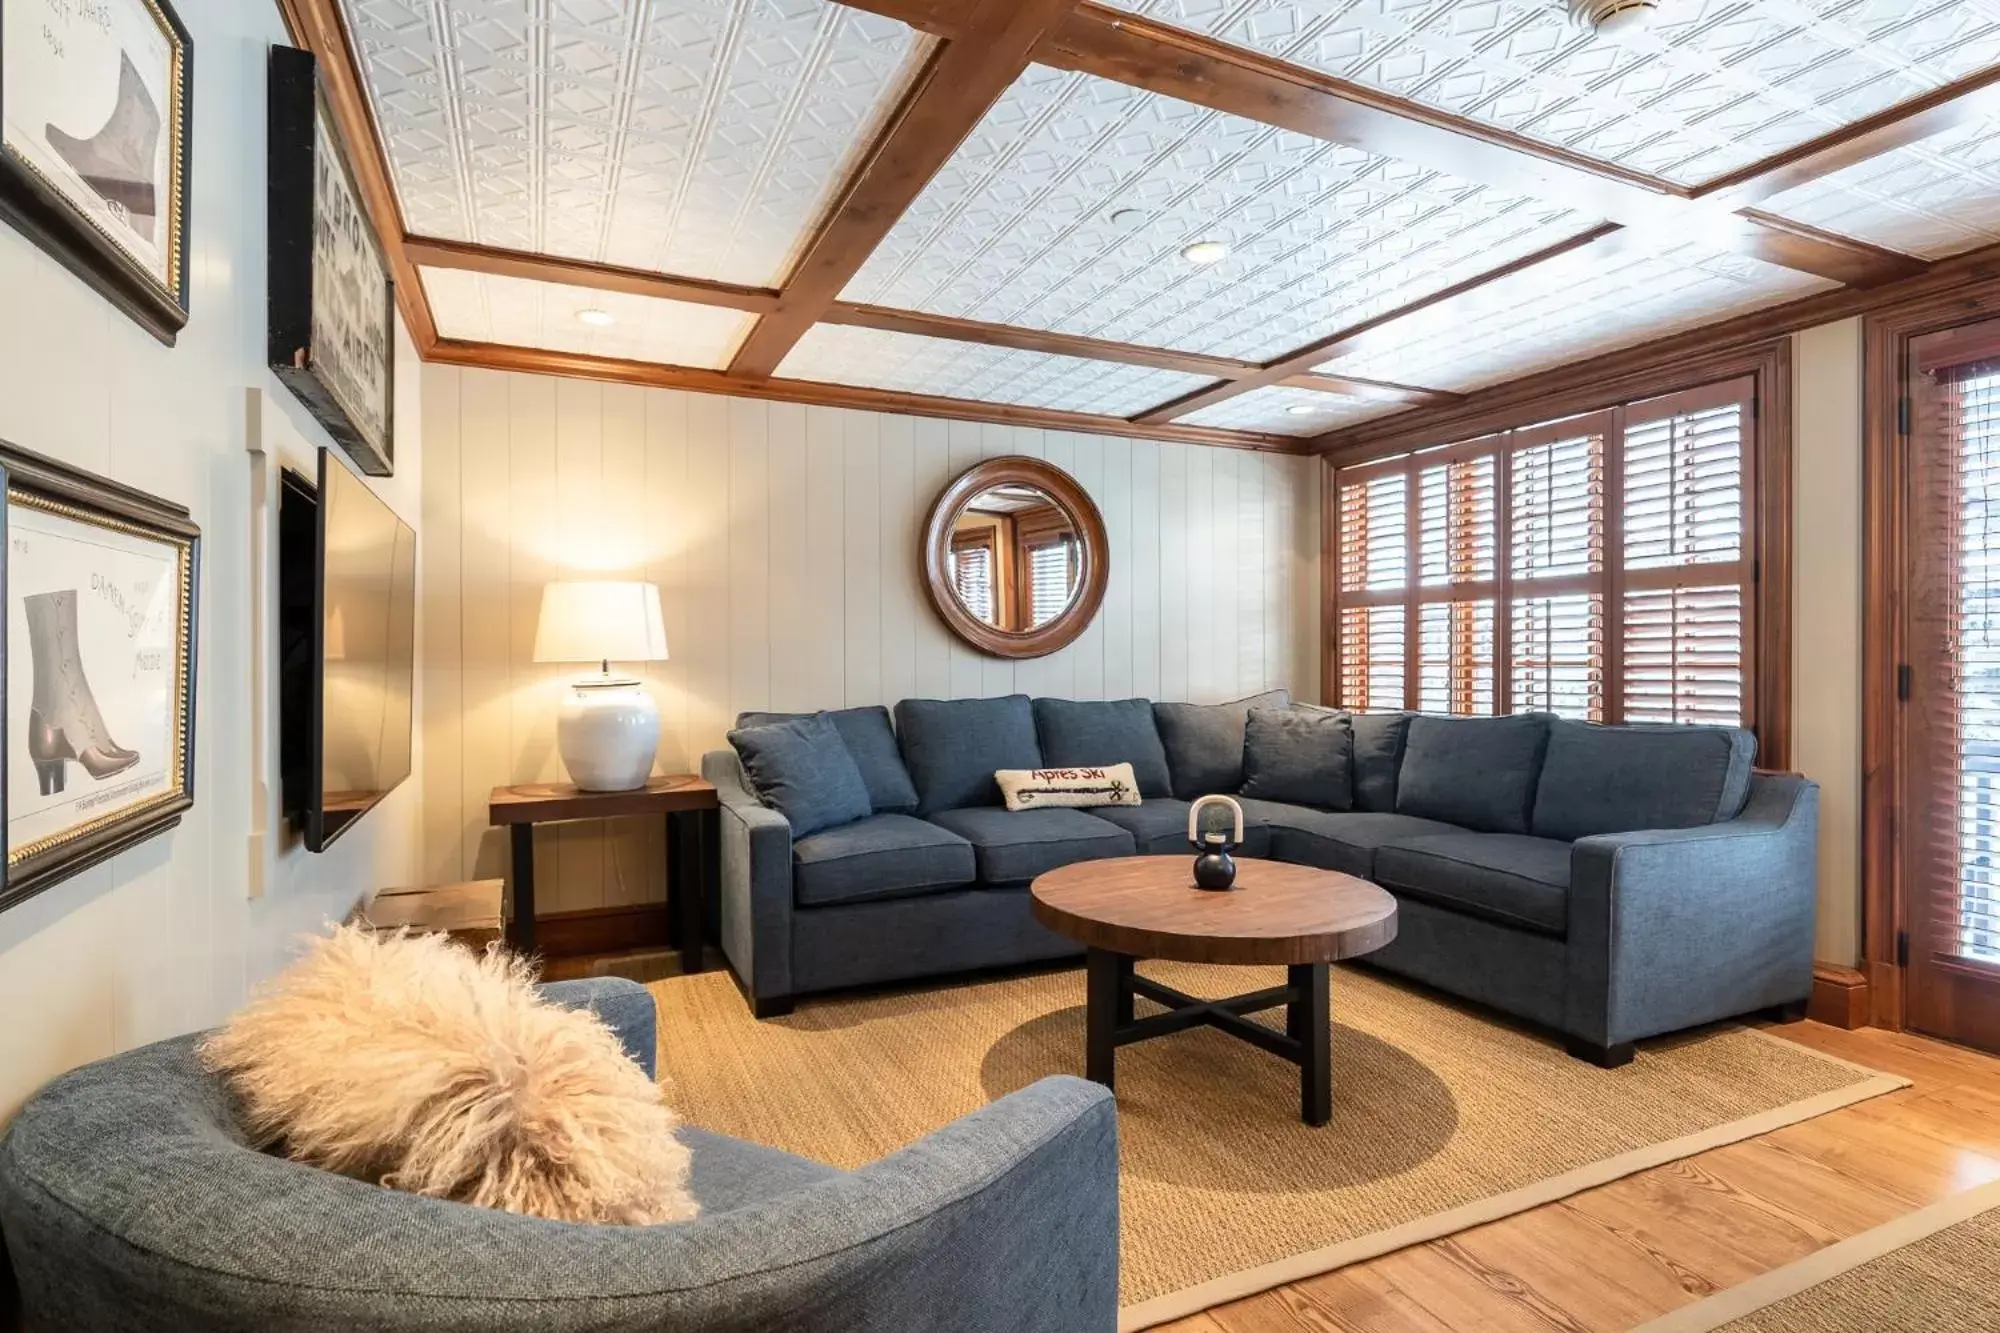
[949,486,1080,631]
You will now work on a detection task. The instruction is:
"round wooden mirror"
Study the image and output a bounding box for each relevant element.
[922,456,1108,660]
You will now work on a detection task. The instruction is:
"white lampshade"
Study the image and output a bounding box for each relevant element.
[533,581,669,666]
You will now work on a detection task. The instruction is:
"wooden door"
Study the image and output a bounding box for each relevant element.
[1904,318,2000,1052]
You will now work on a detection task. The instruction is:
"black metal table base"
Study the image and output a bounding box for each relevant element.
[1085,947,1331,1126]
[508,808,713,976]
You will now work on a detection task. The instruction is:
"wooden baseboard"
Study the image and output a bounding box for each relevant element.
[537,903,671,959]
[1808,963,1871,1029]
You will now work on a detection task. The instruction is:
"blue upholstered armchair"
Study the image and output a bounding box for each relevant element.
[0,978,1120,1332]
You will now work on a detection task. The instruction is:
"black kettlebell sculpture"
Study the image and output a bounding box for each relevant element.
[1188,794,1245,891]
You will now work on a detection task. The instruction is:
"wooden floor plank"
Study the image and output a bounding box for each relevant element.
[1190,1024,2000,1333]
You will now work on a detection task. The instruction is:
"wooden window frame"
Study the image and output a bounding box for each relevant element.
[1862,278,2000,1031]
[1322,340,1792,769]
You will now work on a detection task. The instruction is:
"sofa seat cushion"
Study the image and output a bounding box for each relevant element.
[1373,833,1572,938]
[1532,719,1757,842]
[792,814,976,907]
[1245,802,1461,878]
[926,807,1135,885]
[1089,800,1273,857]
[682,1125,842,1214]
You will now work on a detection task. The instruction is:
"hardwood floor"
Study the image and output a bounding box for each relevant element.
[1159,1021,2000,1333]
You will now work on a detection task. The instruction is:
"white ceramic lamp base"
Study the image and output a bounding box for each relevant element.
[556,675,660,791]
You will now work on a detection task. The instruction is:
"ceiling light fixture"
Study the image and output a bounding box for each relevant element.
[1180,239,1230,266]
[576,308,615,327]
[1285,404,1320,416]
[1108,207,1146,228]
[1566,0,1660,37]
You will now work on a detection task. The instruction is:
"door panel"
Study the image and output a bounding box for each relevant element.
[1904,320,2000,1052]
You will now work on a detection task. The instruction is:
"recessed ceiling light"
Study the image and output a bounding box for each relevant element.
[1108,207,1146,228]
[1285,404,1320,416]
[1180,239,1230,266]
[576,308,615,327]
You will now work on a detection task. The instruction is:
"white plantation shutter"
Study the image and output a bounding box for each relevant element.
[952,544,994,623]
[1330,379,1759,739]
[1027,540,1072,627]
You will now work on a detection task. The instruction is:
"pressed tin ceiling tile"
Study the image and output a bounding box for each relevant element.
[775,324,1219,417]
[1103,0,2000,187]
[1321,235,1834,392]
[1758,111,2000,259]
[422,268,757,368]
[1176,385,1405,435]
[341,0,931,286]
[842,67,1600,364]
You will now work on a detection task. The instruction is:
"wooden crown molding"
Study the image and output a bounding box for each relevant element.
[1311,239,2000,462]
[727,0,1084,378]
[428,338,1303,453]
[277,0,438,350]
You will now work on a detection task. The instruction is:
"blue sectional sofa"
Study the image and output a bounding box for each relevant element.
[704,694,1819,1066]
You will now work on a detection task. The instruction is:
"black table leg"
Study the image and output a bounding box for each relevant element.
[667,810,706,975]
[508,824,536,954]
[1086,948,1131,1089]
[1290,962,1331,1127]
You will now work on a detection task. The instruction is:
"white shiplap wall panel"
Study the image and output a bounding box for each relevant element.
[422,365,1320,911]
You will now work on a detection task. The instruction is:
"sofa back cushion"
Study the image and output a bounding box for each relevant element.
[1351,712,1412,812]
[736,706,919,814]
[1031,698,1173,798]
[1531,720,1758,842]
[1240,707,1354,810]
[1153,689,1290,799]
[894,694,1043,815]
[1396,713,1552,834]
[729,715,873,836]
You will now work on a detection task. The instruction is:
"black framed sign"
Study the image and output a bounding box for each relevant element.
[268,44,394,477]
[0,0,193,344]
[0,438,199,913]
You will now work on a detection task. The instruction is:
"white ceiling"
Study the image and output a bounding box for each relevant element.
[331,0,2000,439]
[423,267,758,366]
[343,0,929,286]
[1104,0,2000,185]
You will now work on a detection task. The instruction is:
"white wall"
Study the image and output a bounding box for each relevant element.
[0,0,425,1118]
[420,365,1321,913]
[1792,318,1864,966]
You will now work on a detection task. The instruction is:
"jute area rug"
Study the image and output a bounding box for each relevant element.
[649,963,1904,1331]
[1634,1177,2000,1332]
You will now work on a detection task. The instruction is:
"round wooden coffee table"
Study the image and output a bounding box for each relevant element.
[1031,855,1398,1126]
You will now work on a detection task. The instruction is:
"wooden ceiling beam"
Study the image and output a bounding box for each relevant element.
[727,0,1083,378]
[1030,6,1919,289]
[1307,238,2000,460]
[278,0,438,350]
[1279,374,1462,408]
[405,236,781,314]
[429,339,1301,453]
[1132,224,1621,425]
[1693,66,2000,207]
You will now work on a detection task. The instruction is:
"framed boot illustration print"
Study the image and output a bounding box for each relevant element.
[0,438,199,911]
[0,0,194,344]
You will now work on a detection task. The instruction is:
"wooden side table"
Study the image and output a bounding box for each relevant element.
[488,775,719,974]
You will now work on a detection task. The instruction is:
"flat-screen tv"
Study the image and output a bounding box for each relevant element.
[280,447,416,851]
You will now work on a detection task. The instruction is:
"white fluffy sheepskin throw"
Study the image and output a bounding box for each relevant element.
[200,924,697,1225]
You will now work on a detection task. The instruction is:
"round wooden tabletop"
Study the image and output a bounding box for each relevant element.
[1031,855,1398,966]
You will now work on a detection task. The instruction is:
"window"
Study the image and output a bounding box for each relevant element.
[1026,537,1074,628]
[950,536,995,623]
[1331,376,1758,731]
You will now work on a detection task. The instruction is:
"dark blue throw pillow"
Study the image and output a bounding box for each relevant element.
[736,706,919,814]
[727,715,872,837]
[1240,706,1354,810]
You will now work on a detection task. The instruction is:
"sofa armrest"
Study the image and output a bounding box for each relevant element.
[1565,773,1819,1047]
[537,977,658,1080]
[702,749,796,1004]
[654,1075,1119,1332]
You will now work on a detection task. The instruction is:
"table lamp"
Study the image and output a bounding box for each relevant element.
[533,581,670,791]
